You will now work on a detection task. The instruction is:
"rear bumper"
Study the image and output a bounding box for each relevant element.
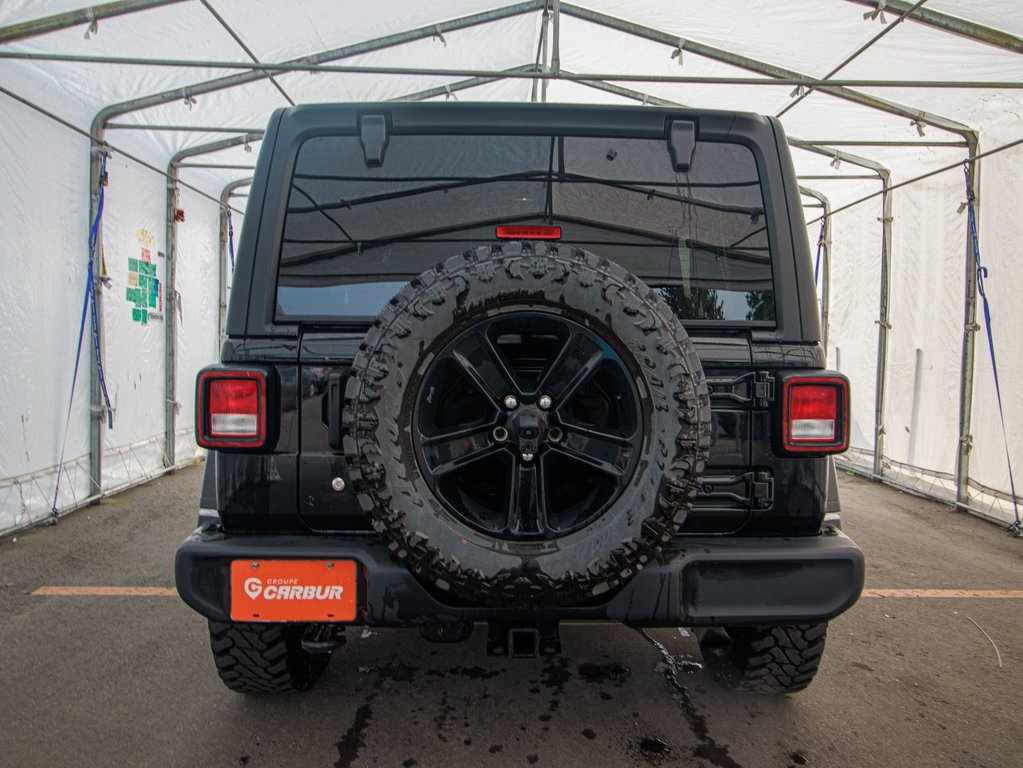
[175,528,864,627]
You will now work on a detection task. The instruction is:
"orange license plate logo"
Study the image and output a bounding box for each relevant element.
[230,560,358,622]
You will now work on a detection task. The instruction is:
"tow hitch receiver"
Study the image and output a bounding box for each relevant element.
[487,621,561,657]
[300,624,346,654]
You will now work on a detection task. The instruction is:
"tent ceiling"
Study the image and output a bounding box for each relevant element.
[4,0,1017,218]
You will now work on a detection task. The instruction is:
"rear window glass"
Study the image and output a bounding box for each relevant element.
[276,133,775,323]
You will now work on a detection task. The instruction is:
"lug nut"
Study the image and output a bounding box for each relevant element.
[331,477,346,492]
[503,394,519,410]
[538,394,553,410]
[492,426,509,443]
[547,427,563,443]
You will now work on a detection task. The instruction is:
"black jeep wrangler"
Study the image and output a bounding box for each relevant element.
[176,103,863,695]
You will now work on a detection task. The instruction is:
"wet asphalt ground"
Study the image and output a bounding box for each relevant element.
[1,463,1020,768]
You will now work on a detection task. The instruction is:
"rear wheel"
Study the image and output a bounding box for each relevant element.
[208,621,332,694]
[698,623,828,694]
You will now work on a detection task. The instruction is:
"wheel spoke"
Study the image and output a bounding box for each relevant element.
[447,330,519,407]
[550,426,634,478]
[539,332,606,405]
[421,427,500,477]
[506,459,549,536]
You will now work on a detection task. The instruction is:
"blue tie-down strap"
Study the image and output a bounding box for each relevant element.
[88,153,115,431]
[51,152,115,520]
[228,210,235,273]
[964,166,1020,533]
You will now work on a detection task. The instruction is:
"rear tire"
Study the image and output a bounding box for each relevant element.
[208,621,331,694]
[698,623,828,694]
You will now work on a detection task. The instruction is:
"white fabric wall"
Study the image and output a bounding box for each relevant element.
[174,186,223,465]
[0,91,93,530]
[0,80,224,535]
[99,153,169,492]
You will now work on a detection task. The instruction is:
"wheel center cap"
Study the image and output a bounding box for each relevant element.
[506,405,548,454]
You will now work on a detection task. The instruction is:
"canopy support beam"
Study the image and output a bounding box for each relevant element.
[847,1,1023,55]
[558,3,974,138]
[107,123,266,133]
[198,0,294,106]
[778,0,926,117]
[790,139,967,148]
[531,5,550,103]
[389,65,537,102]
[0,0,186,44]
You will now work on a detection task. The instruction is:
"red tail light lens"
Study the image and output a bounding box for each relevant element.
[781,376,849,454]
[196,369,267,448]
[496,225,561,240]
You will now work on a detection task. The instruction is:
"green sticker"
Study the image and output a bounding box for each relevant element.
[128,257,138,273]
[148,293,157,308]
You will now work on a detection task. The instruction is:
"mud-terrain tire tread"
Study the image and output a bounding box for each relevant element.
[343,243,711,605]
[701,623,828,694]
[208,620,330,694]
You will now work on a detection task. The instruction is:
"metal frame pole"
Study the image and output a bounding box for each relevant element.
[559,4,974,133]
[219,179,252,345]
[541,7,551,102]
[799,186,833,354]
[164,163,178,467]
[0,0,186,44]
[550,0,561,77]
[956,134,982,506]
[164,134,262,467]
[106,123,265,133]
[874,171,894,478]
[87,140,105,496]
[387,66,537,102]
[531,7,550,103]
[847,1,1023,54]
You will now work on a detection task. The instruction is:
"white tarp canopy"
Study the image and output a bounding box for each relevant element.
[1,0,1021,534]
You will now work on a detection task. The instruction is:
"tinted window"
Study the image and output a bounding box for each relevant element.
[277,133,774,323]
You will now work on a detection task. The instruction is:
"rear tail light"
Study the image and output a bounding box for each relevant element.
[780,374,849,455]
[496,224,561,240]
[196,369,268,449]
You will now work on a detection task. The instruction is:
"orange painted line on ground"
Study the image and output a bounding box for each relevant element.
[29,586,1023,599]
[862,588,1023,599]
[32,586,177,597]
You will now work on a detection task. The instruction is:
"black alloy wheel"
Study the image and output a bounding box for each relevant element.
[413,311,643,540]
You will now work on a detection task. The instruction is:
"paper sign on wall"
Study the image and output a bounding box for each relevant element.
[125,245,163,325]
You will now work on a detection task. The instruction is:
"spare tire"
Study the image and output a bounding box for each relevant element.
[343,243,710,605]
